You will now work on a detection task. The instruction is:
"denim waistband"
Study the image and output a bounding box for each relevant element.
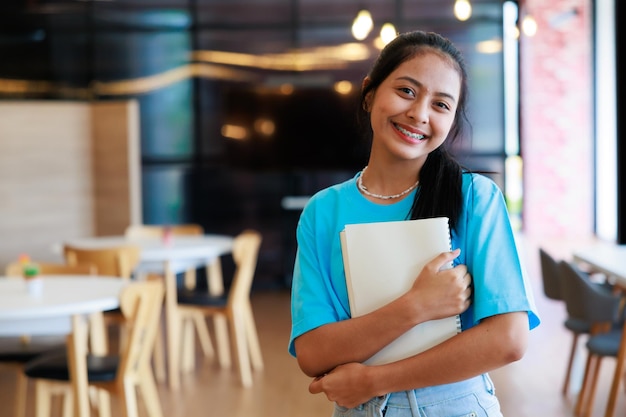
[367,374,495,409]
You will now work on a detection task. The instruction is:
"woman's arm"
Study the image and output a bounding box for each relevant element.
[309,311,528,408]
[295,250,471,377]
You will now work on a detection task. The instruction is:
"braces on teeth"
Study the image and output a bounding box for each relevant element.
[395,124,424,140]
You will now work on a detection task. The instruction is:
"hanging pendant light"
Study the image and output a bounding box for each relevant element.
[379,23,397,46]
[352,9,374,41]
[454,0,472,21]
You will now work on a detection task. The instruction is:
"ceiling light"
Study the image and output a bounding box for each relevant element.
[521,15,538,37]
[476,39,503,54]
[379,23,397,46]
[454,0,472,21]
[221,124,248,140]
[333,80,354,95]
[352,9,374,41]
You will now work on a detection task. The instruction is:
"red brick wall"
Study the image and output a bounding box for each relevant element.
[520,0,594,240]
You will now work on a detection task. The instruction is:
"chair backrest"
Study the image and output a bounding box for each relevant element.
[228,230,262,307]
[63,244,141,279]
[124,224,204,239]
[4,261,97,277]
[539,248,563,301]
[559,260,622,329]
[117,279,164,383]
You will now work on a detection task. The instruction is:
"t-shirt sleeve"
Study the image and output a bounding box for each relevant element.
[461,174,540,330]
[288,200,351,358]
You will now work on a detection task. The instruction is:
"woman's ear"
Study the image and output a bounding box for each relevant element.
[362,77,373,112]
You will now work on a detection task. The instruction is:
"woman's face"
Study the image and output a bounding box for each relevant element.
[365,51,461,165]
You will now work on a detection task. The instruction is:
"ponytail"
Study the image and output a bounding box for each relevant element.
[408,147,463,232]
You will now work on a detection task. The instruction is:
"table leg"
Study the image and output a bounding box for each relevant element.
[207,258,231,368]
[207,258,224,295]
[181,318,196,372]
[68,315,90,417]
[152,310,167,383]
[88,312,111,417]
[164,262,181,390]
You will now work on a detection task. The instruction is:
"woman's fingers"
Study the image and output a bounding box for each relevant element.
[426,248,461,272]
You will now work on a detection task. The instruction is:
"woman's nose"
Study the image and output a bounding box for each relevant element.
[406,99,429,124]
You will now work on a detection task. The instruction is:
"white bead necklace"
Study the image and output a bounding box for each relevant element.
[357,166,419,200]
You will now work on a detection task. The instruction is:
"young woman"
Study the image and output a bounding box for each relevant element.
[288,30,540,416]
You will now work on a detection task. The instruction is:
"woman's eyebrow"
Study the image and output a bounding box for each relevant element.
[396,76,457,103]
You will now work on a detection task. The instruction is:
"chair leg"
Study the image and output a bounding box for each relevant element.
[61,390,73,417]
[120,380,140,417]
[43,381,72,417]
[582,356,603,417]
[138,370,164,417]
[207,258,230,369]
[576,352,595,416]
[92,387,111,417]
[192,312,215,359]
[145,273,167,384]
[34,381,53,417]
[229,310,252,387]
[605,339,626,417]
[563,333,579,396]
[214,315,231,369]
[243,302,264,371]
[181,317,196,372]
[15,369,28,417]
[152,320,167,383]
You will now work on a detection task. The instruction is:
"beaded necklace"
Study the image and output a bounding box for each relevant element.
[357,166,419,200]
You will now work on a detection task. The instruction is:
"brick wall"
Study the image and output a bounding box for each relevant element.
[520,0,594,241]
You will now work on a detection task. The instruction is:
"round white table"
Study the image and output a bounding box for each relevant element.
[0,276,125,335]
[62,234,234,277]
[0,275,128,417]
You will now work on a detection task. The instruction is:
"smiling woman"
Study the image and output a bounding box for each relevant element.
[289,30,539,417]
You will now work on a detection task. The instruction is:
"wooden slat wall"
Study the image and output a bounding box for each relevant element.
[91,100,141,236]
[0,100,140,270]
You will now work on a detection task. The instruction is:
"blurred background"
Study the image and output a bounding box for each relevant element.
[0,0,622,289]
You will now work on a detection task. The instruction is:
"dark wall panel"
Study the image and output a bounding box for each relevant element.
[0,0,509,288]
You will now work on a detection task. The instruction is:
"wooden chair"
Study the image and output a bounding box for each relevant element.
[124,223,223,380]
[581,327,625,417]
[1,261,97,417]
[177,229,264,387]
[538,248,592,396]
[24,279,165,417]
[63,244,141,280]
[559,260,624,417]
[62,244,141,353]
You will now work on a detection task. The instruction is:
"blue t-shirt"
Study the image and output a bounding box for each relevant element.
[289,171,540,357]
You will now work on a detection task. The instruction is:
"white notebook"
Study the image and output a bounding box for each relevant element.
[340,217,461,365]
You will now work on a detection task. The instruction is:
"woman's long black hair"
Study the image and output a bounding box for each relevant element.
[358,31,471,232]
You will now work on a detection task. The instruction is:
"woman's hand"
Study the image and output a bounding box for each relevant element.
[405,249,472,322]
[309,363,376,409]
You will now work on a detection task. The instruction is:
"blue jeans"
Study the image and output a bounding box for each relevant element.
[332,374,503,417]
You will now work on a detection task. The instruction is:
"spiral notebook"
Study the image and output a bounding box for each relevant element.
[340,217,462,365]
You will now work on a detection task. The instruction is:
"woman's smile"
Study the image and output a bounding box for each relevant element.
[393,122,427,144]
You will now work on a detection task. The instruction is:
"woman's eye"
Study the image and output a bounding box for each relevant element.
[435,101,451,111]
[398,87,414,96]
